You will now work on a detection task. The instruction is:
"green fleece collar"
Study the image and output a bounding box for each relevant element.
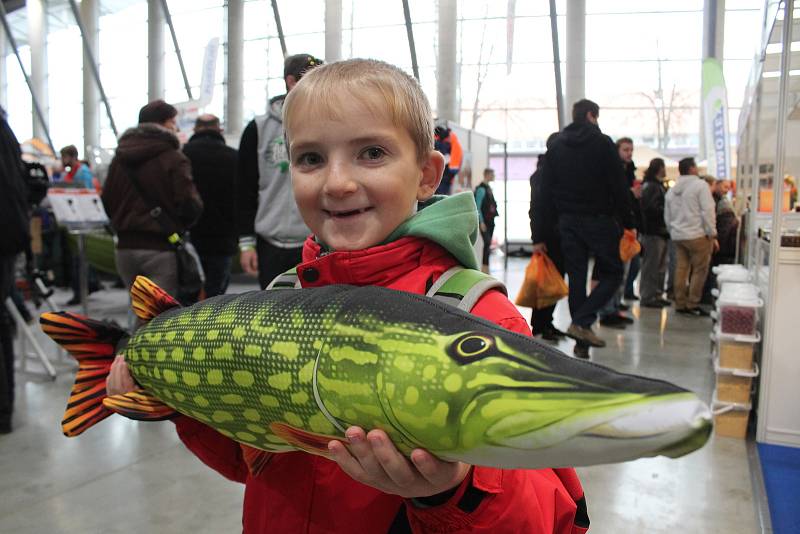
[315,192,479,270]
[384,192,479,270]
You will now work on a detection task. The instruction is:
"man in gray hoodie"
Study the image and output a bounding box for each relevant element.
[237,54,323,289]
[664,157,718,316]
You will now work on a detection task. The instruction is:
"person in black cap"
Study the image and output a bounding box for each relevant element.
[101,100,203,300]
[236,53,323,289]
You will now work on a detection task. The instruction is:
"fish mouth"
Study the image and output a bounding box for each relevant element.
[473,391,711,453]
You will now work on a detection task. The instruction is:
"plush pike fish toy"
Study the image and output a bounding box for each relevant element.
[40,276,711,474]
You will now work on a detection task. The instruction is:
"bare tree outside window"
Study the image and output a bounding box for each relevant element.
[638,55,690,151]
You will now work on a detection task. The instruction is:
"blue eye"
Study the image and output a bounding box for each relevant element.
[297,153,322,166]
[362,147,386,160]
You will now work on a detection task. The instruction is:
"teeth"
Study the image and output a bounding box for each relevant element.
[329,208,366,216]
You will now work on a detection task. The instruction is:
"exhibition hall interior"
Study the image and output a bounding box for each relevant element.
[0,1,799,532]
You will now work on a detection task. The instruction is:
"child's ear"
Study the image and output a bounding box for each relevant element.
[417,150,445,201]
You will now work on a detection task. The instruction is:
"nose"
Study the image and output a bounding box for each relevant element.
[322,160,358,198]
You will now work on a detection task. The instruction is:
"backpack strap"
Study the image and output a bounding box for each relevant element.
[265,268,300,289]
[266,265,506,313]
[426,266,507,312]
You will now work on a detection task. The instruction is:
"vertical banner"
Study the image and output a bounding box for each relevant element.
[702,58,731,179]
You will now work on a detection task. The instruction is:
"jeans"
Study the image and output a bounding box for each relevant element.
[666,240,677,297]
[200,254,233,298]
[480,224,495,266]
[559,214,624,328]
[625,253,641,297]
[599,260,629,319]
[639,235,668,302]
[256,238,304,290]
[673,237,713,310]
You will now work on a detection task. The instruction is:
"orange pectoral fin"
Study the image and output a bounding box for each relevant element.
[103,390,178,421]
[241,444,274,477]
[269,422,340,457]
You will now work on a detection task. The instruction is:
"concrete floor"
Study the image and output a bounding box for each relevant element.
[0,256,761,533]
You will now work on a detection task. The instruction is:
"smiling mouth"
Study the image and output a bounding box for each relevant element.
[325,207,373,219]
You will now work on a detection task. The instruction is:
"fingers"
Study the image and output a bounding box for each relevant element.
[367,430,417,488]
[106,354,136,396]
[344,427,386,478]
[410,449,463,488]
[327,439,368,482]
[239,251,258,275]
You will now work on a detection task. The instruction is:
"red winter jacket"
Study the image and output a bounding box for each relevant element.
[173,235,588,533]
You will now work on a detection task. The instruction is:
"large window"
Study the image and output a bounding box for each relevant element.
[0,0,764,155]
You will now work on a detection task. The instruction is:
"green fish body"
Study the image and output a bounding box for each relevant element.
[42,278,711,469]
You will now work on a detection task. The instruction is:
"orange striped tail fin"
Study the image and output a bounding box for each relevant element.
[39,312,127,437]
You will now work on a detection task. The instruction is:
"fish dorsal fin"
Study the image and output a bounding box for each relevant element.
[103,390,178,421]
[240,445,274,477]
[269,422,338,458]
[131,276,181,322]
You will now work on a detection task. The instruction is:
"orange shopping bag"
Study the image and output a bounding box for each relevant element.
[515,252,568,309]
[619,229,641,262]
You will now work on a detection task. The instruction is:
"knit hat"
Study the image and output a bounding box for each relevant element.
[284,54,323,81]
[138,99,178,125]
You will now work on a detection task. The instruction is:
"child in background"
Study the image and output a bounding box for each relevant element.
[108,59,587,533]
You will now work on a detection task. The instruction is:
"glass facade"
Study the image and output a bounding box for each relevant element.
[0,0,764,156]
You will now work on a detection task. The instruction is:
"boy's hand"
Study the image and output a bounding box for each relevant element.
[106,354,137,396]
[328,426,470,499]
[240,249,259,275]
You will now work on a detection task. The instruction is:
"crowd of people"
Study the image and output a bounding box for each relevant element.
[526,99,738,354]
[0,50,740,532]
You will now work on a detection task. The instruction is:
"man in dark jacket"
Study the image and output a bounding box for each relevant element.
[639,158,672,307]
[534,99,634,348]
[0,106,29,433]
[102,100,203,297]
[182,114,237,297]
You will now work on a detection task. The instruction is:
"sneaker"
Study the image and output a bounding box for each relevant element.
[641,299,668,308]
[573,343,591,359]
[617,313,634,324]
[599,314,628,329]
[618,303,630,311]
[567,324,607,348]
[676,307,709,317]
[624,294,640,301]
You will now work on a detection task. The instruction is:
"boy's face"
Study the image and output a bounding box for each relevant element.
[288,97,444,251]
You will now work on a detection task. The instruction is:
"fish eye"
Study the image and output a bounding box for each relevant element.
[456,334,493,357]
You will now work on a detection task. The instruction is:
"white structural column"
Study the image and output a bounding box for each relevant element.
[700,0,725,158]
[703,0,725,60]
[0,23,6,110]
[437,0,458,122]
[565,0,585,120]
[148,0,165,101]
[225,0,243,138]
[325,0,342,62]
[81,0,99,151]
[28,0,49,140]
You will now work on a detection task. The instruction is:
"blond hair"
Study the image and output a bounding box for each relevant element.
[283,58,434,164]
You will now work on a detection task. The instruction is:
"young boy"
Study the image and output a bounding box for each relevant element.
[108,59,586,533]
